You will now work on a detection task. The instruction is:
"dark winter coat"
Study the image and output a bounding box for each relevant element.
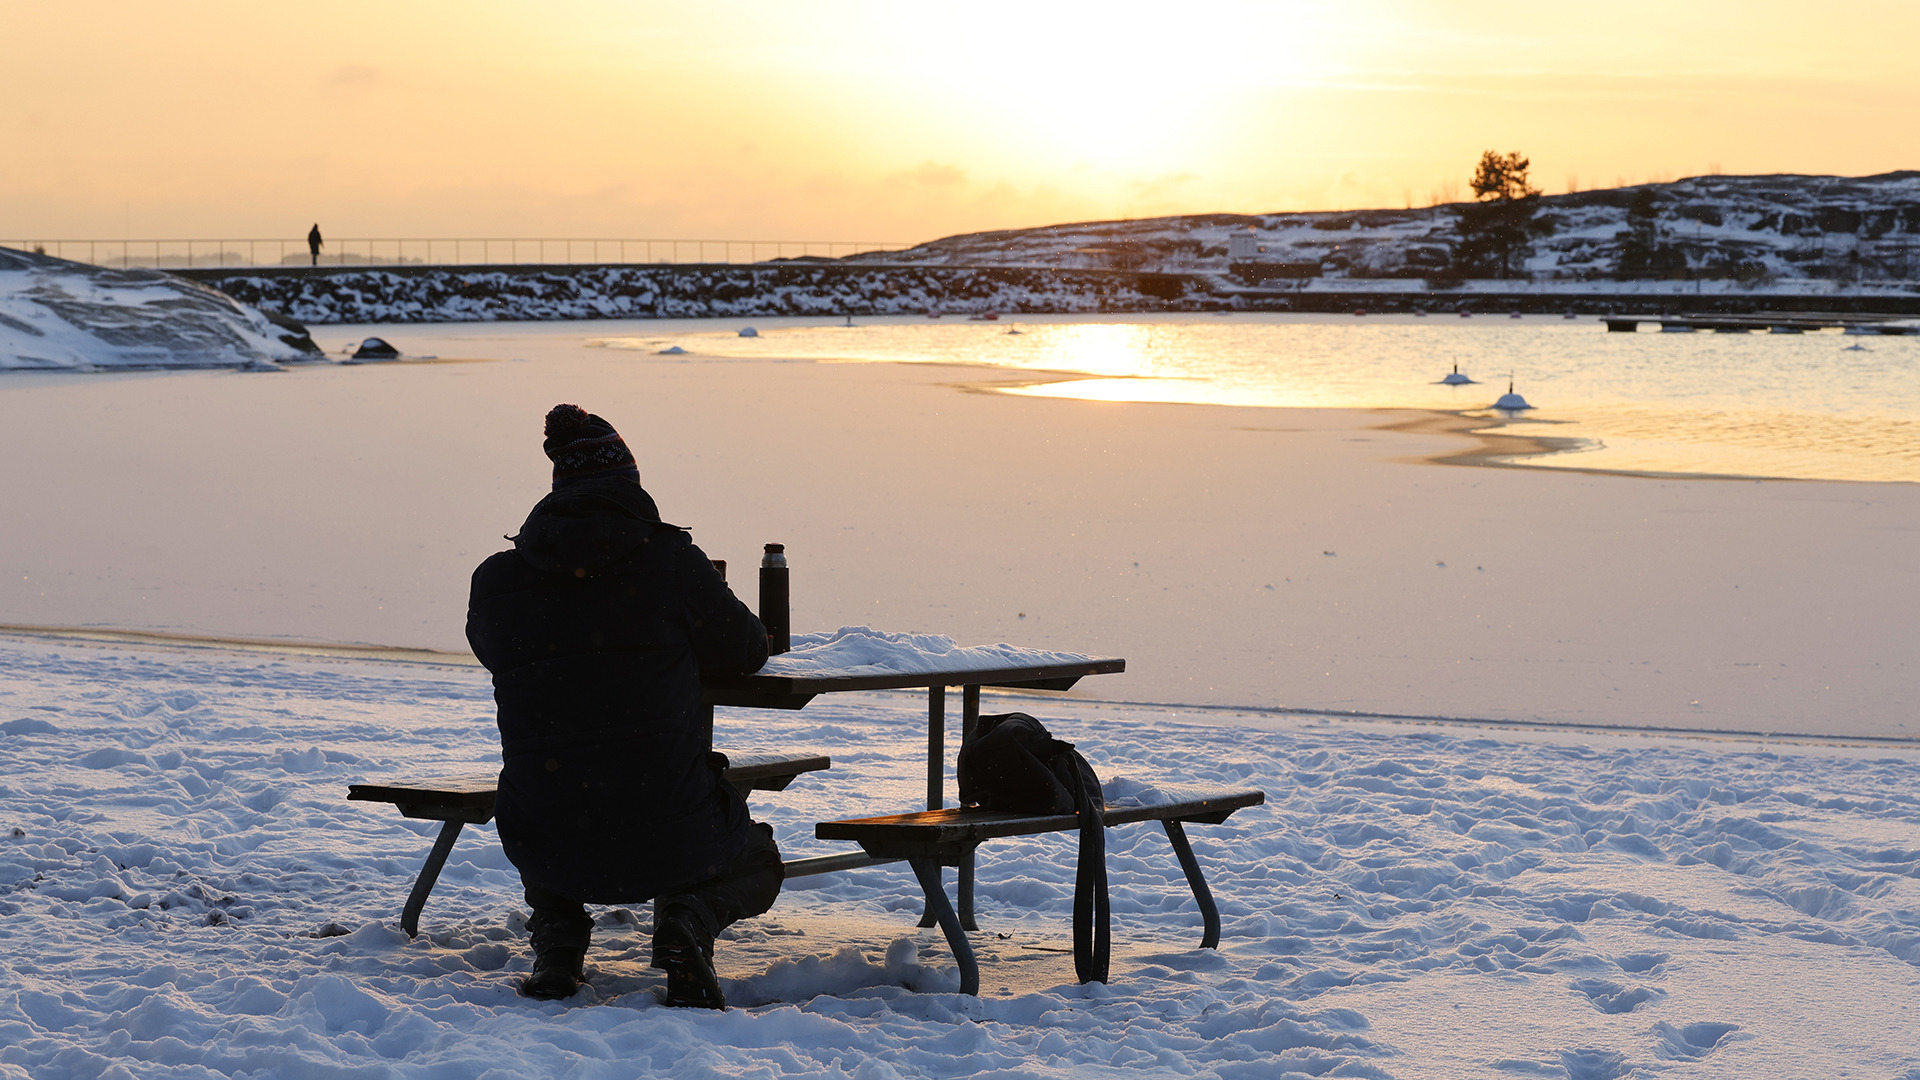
[465,476,768,904]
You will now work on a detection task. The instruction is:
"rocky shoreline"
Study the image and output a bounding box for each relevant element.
[182,261,1920,324]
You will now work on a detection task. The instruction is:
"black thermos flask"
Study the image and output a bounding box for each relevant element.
[759,543,789,655]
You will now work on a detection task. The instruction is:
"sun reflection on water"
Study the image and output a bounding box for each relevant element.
[595,316,1920,483]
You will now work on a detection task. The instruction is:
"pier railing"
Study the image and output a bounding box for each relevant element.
[1,237,913,270]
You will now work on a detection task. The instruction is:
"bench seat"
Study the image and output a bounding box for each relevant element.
[347,748,830,936]
[816,786,1264,995]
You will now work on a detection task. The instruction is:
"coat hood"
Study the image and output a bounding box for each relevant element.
[511,477,674,576]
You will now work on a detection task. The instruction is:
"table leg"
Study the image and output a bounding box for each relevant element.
[956,856,978,932]
[957,684,981,930]
[919,685,947,930]
[961,684,980,747]
[926,685,945,810]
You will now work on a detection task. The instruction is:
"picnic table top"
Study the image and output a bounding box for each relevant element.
[701,657,1126,709]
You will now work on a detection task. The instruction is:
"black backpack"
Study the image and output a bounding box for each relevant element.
[957,712,1110,983]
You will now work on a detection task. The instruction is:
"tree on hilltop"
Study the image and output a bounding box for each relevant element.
[1471,150,1541,203]
[1456,150,1544,278]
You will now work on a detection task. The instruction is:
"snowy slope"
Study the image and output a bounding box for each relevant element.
[851,172,1920,286]
[0,247,316,370]
[2,632,1917,1078]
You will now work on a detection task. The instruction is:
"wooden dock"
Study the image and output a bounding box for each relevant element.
[1604,315,1914,334]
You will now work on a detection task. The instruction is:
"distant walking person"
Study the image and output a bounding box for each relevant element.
[307,224,323,266]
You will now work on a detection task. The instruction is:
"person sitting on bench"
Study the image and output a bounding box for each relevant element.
[465,403,780,1008]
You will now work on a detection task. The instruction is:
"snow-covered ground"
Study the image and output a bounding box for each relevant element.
[0,249,311,370]
[3,631,1917,1078]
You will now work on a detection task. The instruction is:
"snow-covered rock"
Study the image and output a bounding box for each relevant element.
[0,247,318,370]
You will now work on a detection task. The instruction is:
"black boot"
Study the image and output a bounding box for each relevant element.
[520,899,592,1000]
[520,944,586,1000]
[652,909,724,1010]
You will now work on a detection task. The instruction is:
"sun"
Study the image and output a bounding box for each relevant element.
[744,1,1351,177]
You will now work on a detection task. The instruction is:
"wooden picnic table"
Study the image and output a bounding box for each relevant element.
[705,657,1126,910]
[351,650,1267,995]
[703,656,1127,812]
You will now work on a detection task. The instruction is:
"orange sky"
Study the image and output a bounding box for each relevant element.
[6,1,1920,246]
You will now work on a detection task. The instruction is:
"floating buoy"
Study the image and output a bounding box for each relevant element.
[738,326,759,337]
[1440,364,1475,386]
[1493,379,1533,411]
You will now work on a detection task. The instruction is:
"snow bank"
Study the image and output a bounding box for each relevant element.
[0,247,315,370]
[2,633,1917,1077]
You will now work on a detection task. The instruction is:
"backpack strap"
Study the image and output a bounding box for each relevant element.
[1058,746,1111,984]
[962,714,1112,984]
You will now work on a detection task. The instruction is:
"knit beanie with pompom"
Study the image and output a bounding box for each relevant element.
[542,404,640,489]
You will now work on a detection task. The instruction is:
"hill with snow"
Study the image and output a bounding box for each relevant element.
[0,248,317,370]
[847,172,1920,288]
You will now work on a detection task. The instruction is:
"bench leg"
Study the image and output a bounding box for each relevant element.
[1162,819,1222,950]
[913,859,981,933]
[909,857,979,996]
[914,862,978,931]
[402,820,464,938]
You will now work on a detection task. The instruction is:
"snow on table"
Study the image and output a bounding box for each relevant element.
[757,625,1101,678]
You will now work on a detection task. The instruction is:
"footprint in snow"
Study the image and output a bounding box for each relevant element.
[1652,1021,1741,1061]
[1569,978,1664,1014]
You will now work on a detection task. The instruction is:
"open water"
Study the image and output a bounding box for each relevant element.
[598,313,1920,484]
